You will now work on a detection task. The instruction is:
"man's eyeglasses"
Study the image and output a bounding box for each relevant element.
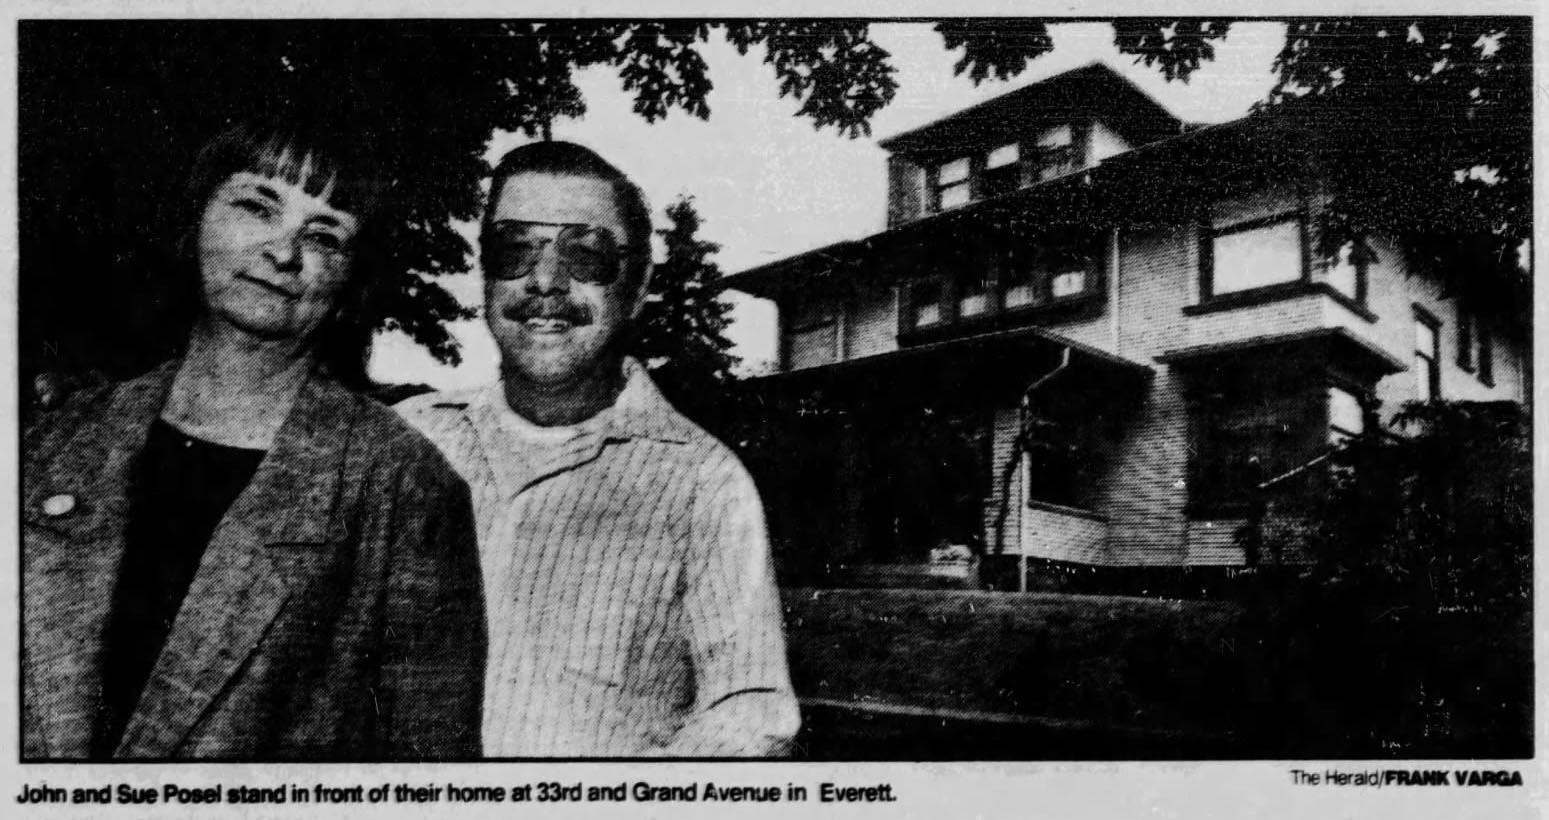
[483,220,642,286]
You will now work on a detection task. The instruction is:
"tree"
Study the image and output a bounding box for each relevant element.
[632,195,738,417]
[19,20,897,384]
[1230,401,1532,757]
[935,18,1529,314]
[20,19,1529,384]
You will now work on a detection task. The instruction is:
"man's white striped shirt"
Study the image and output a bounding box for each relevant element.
[397,360,798,756]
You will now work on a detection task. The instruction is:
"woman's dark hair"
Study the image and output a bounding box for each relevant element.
[169,116,391,385]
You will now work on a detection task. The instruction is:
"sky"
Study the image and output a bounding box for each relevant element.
[367,21,1288,390]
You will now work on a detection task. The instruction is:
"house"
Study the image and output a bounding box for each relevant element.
[724,63,1530,592]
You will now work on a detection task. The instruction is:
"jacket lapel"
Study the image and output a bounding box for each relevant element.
[115,371,358,757]
[23,361,178,759]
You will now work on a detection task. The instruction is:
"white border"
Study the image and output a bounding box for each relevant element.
[1,3,1542,818]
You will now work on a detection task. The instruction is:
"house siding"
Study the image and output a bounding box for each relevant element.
[887,155,928,227]
[1184,520,1242,565]
[1100,226,1193,566]
[1089,121,1132,163]
[986,406,1022,553]
[1022,504,1108,565]
[1327,233,1527,421]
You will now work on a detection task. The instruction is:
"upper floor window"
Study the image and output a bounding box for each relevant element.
[1455,302,1496,387]
[1201,214,1306,298]
[1414,307,1441,401]
[1001,261,1038,309]
[1033,124,1078,181]
[1001,239,1098,310]
[956,270,992,319]
[899,234,1101,337]
[1325,239,1368,304]
[935,157,971,211]
[1050,268,1088,299]
[920,123,1092,215]
[787,307,840,370]
[1478,324,1495,386]
[910,279,944,328]
[1455,303,1474,371]
[982,142,1022,199]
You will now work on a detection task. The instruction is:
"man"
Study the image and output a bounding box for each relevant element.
[396,141,799,757]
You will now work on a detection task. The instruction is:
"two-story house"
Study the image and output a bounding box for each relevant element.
[726,63,1529,591]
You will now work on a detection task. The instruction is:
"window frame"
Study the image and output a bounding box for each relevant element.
[1455,302,1475,372]
[923,123,1092,215]
[1197,211,1311,303]
[1023,416,1100,512]
[1324,238,1370,308]
[898,233,1104,340]
[785,303,841,369]
[1326,381,1369,444]
[1413,305,1442,402]
[1031,123,1081,181]
[903,277,949,332]
[980,141,1024,200]
[1186,377,1326,519]
[931,156,974,213]
[954,267,995,321]
[1478,323,1495,387]
[998,234,1103,314]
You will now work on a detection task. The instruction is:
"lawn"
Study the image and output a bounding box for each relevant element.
[780,587,1532,759]
[781,587,1248,738]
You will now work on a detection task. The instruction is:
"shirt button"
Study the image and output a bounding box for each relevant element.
[42,494,76,517]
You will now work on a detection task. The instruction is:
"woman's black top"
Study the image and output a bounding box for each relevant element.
[90,419,265,759]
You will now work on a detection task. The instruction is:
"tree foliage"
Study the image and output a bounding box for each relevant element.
[18,20,898,383]
[20,18,1529,385]
[1231,401,1533,757]
[1268,19,1530,318]
[1306,401,1530,610]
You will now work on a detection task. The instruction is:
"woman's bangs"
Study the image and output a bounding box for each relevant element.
[245,133,381,218]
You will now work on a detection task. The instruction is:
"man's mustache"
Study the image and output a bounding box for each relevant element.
[502,296,594,326]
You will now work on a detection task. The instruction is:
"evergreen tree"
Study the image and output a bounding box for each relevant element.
[632,196,738,420]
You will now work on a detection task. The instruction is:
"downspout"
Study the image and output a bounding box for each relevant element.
[1109,227,1121,355]
[998,346,1072,593]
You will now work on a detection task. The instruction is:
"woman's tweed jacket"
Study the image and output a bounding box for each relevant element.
[22,361,486,760]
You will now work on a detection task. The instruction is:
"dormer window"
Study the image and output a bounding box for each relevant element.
[982,143,1022,199]
[913,123,1101,215]
[935,157,971,210]
[987,143,1020,168]
[1034,124,1078,181]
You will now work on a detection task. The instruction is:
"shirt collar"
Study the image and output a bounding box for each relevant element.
[473,357,693,446]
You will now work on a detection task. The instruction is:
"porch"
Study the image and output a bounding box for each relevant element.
[741,326,1150,587]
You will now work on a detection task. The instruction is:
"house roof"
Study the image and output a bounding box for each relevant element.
[1156,327,1408,378]
[723,108,1311,300]
[877,62,1184,158]
[744,324,1152,413]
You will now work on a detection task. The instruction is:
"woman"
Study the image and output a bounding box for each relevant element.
[22,118,485,760]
